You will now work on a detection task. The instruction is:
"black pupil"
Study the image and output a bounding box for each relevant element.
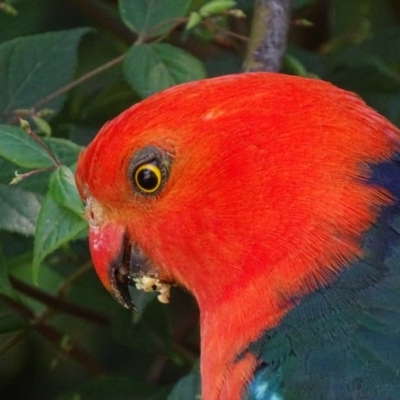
[137,164,158,190]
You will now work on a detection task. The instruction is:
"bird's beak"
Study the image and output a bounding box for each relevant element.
[89,221,137,309]
[88,220,172,310]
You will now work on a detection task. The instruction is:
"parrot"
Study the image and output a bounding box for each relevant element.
[75,72,400,400]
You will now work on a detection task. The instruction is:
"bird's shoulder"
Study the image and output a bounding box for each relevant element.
[245,157,400,400]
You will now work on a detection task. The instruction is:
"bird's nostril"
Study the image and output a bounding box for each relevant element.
[85,197,105,228]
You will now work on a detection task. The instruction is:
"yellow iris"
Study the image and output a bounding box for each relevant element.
[134,162,162,193]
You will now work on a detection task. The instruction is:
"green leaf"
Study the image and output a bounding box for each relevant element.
[199,0,237,17]
[123,43,206,98]
[32,192,88,281]
[119,0,190,37]
[186,12,202,30]
[0,183,41,236]
[49,166,85,216]
[0,145,56,196]
[32,116,52,136]
[0,3,18,16]
[0,28,90,115]
[283,54,311,77]
[0,124,54,168]
[0,156,21,185]
[44,137,83,166]
[167,366,201,400]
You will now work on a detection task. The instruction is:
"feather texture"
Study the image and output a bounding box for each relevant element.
[245,158,400,399]
[76,73,400,400]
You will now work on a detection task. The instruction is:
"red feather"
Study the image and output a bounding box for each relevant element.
[76,73,400,400]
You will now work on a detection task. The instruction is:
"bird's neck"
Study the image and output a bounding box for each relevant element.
[195,228,367,400]
[198,268,295,400]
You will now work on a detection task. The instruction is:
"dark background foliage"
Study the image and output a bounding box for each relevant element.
[0,0,399,399]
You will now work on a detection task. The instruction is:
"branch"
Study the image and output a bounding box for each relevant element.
[1,295,106,376]
[0,331,27,357]
[33,55,124,111]
[9,276,109,327]
[243,0,291,72]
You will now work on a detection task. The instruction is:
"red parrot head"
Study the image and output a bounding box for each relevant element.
[76,73,398,314]
[76,72,400,399]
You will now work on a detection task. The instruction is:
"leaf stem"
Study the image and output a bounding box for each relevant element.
[10,166,57,185]
[203,19,249,42]
[20,120,61,167]
[33,54,125,111]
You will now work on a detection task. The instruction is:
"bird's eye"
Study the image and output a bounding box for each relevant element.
[128,146,171,197]
[134,161,162,193]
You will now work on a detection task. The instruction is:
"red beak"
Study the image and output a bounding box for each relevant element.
[88,217,172,309]
[88,221,137,310]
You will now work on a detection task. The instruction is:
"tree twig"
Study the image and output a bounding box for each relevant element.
[9,276,109,326]
[1,295,106,376]
[33,54,125,111]
[0,330,28,357]
[243,0,291,72]
[57,261,92,298]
